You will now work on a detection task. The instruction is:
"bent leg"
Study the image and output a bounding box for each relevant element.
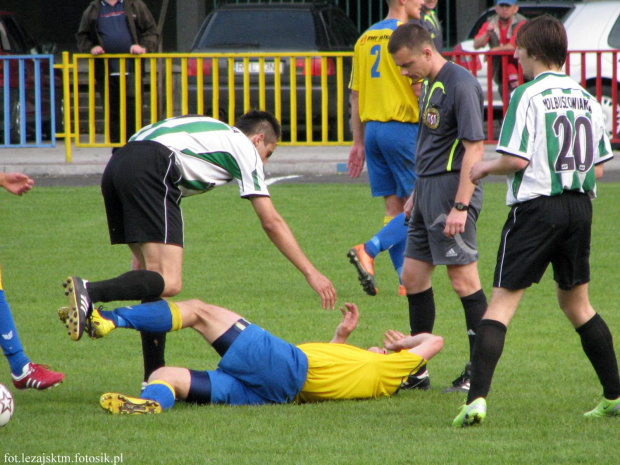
[130,242,184,297]
[130,242,183,381]
[176,300,243,344]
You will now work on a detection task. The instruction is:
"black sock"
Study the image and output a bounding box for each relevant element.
[461,289,488,360]
[139,292,169,382]
[576,313,620,399]
[141,331,166,382]
[407,287,435,335]
[86,270,165,303]
[467,319,507,403]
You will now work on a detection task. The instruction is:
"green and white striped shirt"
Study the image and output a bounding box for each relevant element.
[497,72,613,205]
[130,116,269,198]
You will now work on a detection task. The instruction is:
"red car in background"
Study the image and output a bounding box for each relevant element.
[0,10,61,143]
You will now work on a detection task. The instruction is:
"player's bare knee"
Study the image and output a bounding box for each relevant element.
[162,279,182,298]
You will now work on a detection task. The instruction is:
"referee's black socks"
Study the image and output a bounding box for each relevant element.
[407,287,436,335]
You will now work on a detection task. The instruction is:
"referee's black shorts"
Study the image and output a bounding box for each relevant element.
[494,191,592,291]
[101,140,184,247]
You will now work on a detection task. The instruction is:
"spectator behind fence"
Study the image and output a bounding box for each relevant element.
[77,0,159,143]
[473,0,526,98]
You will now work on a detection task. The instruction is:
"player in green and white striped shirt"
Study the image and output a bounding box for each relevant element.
[62,110,337,385]
[453,15,620,427]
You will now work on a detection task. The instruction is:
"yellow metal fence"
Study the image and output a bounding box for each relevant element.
[55,51,354,161]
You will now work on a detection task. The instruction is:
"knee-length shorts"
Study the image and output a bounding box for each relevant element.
[101,141,185,246]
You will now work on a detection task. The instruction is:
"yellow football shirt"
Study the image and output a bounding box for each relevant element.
[295,342,425,403]
[349,18,419,124]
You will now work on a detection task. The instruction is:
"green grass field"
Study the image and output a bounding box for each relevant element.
[0,181,619,464]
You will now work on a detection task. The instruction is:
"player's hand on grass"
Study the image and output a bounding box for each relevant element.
[306,271,337,310]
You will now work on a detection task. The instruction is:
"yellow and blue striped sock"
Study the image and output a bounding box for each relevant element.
[142,380,176,410]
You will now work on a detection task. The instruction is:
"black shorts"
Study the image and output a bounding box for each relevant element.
[101,140,184,246]
[494,191,592,291]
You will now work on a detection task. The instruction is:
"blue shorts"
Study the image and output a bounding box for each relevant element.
[206,324,308,405]
[364,121,418,199]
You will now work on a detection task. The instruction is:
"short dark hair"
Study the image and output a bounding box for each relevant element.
[235,110,281,143]
[515,15,567,68]
[388,23,434,55]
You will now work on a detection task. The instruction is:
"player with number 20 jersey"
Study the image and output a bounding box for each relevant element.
[497,73,613,205]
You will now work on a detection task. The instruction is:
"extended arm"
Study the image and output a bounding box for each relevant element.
[250,195,337,309]
[383,330,444,362]
[331,303,359,343]
[470,153,529,183]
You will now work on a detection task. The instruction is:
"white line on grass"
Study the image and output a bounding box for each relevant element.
[266,175,301,185]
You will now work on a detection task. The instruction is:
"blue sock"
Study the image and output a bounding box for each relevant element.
[102,300,176,333]
[0,290,30,376]
[364,213,408,258]
[141,381,175,410]
[388,236,406,281]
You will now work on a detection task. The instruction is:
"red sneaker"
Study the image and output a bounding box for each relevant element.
[12,363,65,390]
[347,244,378,296]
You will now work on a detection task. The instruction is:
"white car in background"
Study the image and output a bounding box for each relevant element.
[452,1,620,139]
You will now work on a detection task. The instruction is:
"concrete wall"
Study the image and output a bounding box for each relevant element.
[176,0,207,52]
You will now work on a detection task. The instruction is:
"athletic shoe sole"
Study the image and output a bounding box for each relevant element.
[347,248,378,296]
[63,276,92,341]
[100,393,162,415]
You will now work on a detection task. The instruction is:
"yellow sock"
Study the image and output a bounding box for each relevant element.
[168,301,183,332]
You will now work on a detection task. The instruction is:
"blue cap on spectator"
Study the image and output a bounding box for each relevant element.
[496,0,517,5]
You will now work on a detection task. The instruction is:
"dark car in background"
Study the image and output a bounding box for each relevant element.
[187,1,359,140]
[0,10,60,143]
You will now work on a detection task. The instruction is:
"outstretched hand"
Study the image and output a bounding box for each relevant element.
[306,271,337,310]
[331,302,359,343]
[0,172,34,196]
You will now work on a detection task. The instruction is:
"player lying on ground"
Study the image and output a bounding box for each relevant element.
[63,301,442,413]
[61,110,336,386]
